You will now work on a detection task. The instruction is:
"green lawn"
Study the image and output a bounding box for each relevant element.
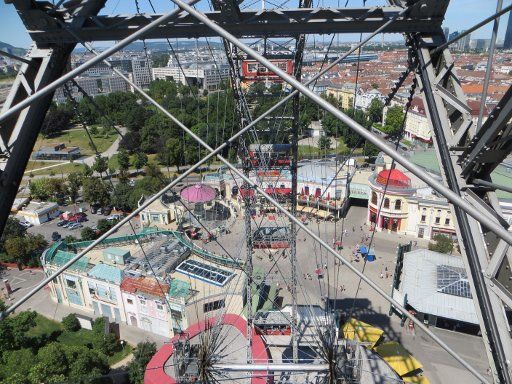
[26,161,87,176]
[26,314,62,338]
[57,328,97,346]
[34,128,118,157]
[298,137,351,158]
[26,314,132,366]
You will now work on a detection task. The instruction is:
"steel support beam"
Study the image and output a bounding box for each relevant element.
[0,0,106,233]
[23,7,444,43]
[414,38,512,383]
[461,84,512,180]
[213,363,330,372]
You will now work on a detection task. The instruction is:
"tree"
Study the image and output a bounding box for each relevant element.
[80,227,98,241]
[133,152,148,173]
[128,342,157,384]
[1,348,35,380]
[83,178,111,207]
[82,164,94,178]
[0,217,26,253]
[428,234,454,254]
[117,149,130,172]
[384,105,405,135]
[61,314,81,332]
[97,219,114,234]
[367,98,384,123]
[66,346,109,381]
[92,156,109,175]
[317,135,331,151]
[29,178,61,201]
[41,104,73,138]
[67,172,83,203]
[111,182,134,212]
[0,308,36,353]
[157,137,182,174]
[4,234,47,269]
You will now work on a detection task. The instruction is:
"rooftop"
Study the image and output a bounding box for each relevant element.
[395,249,478,325]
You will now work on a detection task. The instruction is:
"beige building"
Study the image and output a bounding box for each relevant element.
[367,156,456,239]
[138,194,184,229]
[326,83,357,110]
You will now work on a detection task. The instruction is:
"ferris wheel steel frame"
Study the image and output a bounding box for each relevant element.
[1,0,512,382]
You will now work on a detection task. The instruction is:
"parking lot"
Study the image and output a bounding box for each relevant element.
[25,203,141,242]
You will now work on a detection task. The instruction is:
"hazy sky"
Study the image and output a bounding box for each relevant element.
[0,0,510,48]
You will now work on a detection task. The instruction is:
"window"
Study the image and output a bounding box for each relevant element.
[139,299,146,306]
[66,278,77,290]
[371,192,378,204]
[204,299,225,313]
[445,218,450,225]
[157,304,164,311]
[435,217,440,224]
[421,215,426,223]
[395,200,402,210]
[383,198,390,209]
[127,298,134,305]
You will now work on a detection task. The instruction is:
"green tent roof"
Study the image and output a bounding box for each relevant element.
[52,250,89,272]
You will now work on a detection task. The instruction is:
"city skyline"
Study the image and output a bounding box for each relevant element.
[0,0,511,49]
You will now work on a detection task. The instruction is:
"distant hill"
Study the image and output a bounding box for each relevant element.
[0,41,27,57]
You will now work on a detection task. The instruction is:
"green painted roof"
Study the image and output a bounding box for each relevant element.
[52,250,89,272]
[169,279,190,298]
[88,263,123,284]
[103,247,130,256]
[408,150,512,199]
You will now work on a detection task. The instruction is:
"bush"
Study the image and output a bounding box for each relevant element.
[61,314,80,332]
[428,234,454,254]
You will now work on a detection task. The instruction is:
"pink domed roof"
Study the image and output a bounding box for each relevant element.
[376,169,411,188]
[180,183,216,203]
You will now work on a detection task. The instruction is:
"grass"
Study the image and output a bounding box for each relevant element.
[26,162,87,176]
[26,314,62,338]
[26,314,132,366]
[56,328,97,346]
[298,137,350,158]
[108,344,133,365]
[34,128,118,157]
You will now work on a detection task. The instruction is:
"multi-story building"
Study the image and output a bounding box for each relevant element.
[41,230,243,338]
[53,73,129,103]
[355,88,386,111]
[130,58,153,89]
[326,83,358,110]
[152,64,230,91]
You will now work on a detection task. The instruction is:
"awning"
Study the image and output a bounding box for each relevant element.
[264,187,292,195]
[374,341,423,377]
[342,318,384,349]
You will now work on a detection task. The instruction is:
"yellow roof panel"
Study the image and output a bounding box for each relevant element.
[403,375,430,384]
[342,318,384,348]
[374,341,423,376]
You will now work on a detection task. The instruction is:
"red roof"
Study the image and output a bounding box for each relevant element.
[376,169,411,188]
[120,277,169,299]
[144,314,269,384]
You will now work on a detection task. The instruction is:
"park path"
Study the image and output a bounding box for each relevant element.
[111,352,134,369]
[22,126,127,175]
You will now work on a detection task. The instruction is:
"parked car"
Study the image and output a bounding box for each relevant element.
[20,221,32,228]
[57,220,68,227]
[101,207,112,216]
[68,222,83,230]
[106,214,123,221]
[51,232,61,242]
